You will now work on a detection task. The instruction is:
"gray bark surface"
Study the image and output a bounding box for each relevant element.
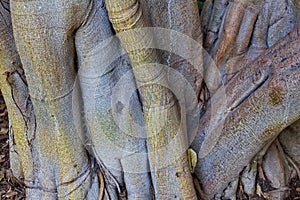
[10,0,100,199]
[191,0,300,198]
[0,0,299,199]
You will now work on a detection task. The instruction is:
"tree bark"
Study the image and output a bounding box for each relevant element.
[192,0,300,198]
[0,0,299,199]
[106,0,202,199]
[10,0,99,199]
[0,0,33,186]
[192,27,300,198]
[75,0,152,198]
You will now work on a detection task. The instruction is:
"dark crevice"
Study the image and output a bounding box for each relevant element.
[0,92,26,199]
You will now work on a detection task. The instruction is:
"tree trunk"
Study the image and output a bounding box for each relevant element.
[75,0,152,198]
[0,0,299,199]
[192,27,300,198]
[9,0,99,199]
[192,0,300,198]
[0,0,33,184]
[105,0,204,199]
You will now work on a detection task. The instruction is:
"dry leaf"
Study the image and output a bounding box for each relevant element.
[5,190,18,198]
[0,109,7,117]
[98,171,104,200]
[257,184,263,197]
[0,128,8,135]
[0,105,6,111]
[257,184,271,199]
[0,155,5,163]
[188,148,198,173]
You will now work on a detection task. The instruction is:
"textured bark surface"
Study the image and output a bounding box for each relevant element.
[105,0,201,199]
[192,0,300,198]
[297,0,300,27]
[10,0,99,199]
[139,0,203,96]
[201,0,297,94]
[192,27,300,198]
[1,0,299,199]
[75,0,151,198]
[0,0,39,197]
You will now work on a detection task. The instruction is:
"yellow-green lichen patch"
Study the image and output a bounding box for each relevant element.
[259,122,283,141]
[269,89,283,106]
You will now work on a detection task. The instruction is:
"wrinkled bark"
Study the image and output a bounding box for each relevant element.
[1,0,299,199]
[10,0,99,199]
[192,0,300,198]
[105,0,203,199]
[192,27,300,198]
[7,0,152,199]
[0,0,34,184]
[201,0,297,94]
[75,0,151,198]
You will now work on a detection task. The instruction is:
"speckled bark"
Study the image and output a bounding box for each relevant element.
[0,0,36,188]
[2,0,300,199]
[10,0,100,199]
[192,0,299,198]
[105,0,202,199]
[201,0,297,94]
[139,0,203,97]
[75,0,152,199]
[192,27,300,199]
